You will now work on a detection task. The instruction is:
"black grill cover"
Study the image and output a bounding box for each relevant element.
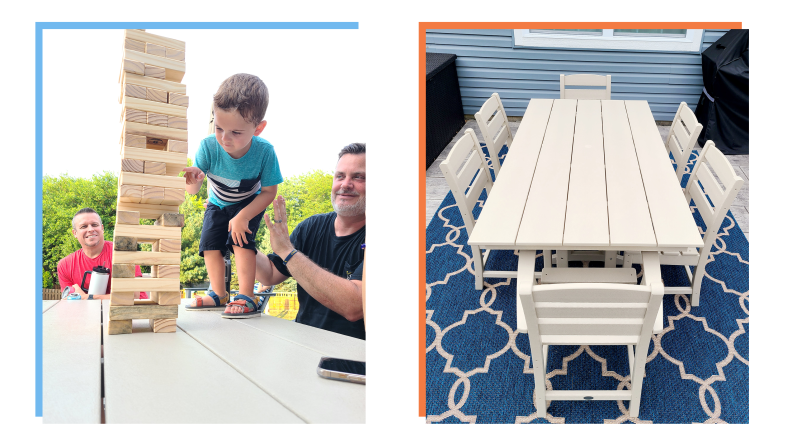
[694,30,749,154]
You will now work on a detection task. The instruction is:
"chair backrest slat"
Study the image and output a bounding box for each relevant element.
[439,129,493,235]
[474,93,513,177]
[685,141,744,237]
[533,283,651,304]
[688,180,715,229]
[694,161,725,207]
[560,74,611,100]
[537,318,645,337]
[665,102,702,182]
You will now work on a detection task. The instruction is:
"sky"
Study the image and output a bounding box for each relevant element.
[43,28,370,179]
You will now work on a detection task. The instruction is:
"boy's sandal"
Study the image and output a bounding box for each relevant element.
[221,294,262,319]
[185,290,228,311]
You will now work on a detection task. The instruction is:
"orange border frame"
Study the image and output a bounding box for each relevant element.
[419,22,741,417]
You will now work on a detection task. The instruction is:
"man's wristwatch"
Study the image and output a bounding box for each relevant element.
[87,294,94,300]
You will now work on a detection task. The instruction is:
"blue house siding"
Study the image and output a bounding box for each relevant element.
[427,29,730,121]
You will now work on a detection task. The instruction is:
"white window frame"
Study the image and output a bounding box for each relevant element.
[513,29,703,52]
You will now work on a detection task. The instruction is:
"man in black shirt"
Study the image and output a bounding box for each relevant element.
[256,143,366,339]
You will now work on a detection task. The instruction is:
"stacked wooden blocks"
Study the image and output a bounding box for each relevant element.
[109,30,188,335]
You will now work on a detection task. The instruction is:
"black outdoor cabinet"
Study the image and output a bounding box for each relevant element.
[694,30,749,154]
[426,53,465,170]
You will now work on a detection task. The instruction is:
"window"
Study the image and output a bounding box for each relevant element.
[514,29,703,52]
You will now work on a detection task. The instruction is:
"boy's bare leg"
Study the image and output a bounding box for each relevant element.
[226,246,257,313]
[192,250,228,306]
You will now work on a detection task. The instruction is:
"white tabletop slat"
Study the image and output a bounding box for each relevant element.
[103,309,304,424]
[625,101,704,249]
[517,99,578,247]
[177,308,365,424]
[601,101,657,248]
[43,300,102,424]
[42,300,60,312]
[469,99,554,247]
[564,100,609,246]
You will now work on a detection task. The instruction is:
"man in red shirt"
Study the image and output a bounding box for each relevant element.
[57,208,147,300]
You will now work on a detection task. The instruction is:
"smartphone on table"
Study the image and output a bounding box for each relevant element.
[317,356,365,385]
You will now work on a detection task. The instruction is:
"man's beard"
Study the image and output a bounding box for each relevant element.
[332,188,366,217]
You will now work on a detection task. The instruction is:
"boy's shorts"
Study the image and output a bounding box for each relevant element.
[199,194,265,257]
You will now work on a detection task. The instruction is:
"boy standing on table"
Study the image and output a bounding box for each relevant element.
[182,74,282,318]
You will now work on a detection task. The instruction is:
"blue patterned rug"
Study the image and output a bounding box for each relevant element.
[425,145,749,424]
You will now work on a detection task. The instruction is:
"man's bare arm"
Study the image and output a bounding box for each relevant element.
[278,252,363,321]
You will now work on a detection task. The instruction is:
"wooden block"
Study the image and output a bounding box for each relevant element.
[119,171,186,190]
[168,116,188,130]
[165,47,185,61]
[167,139,188,153]
[116,201,179,220]
[124,133,146,149]
[124,83,147,100]
[124,108,147,124]
[122,72,187,94]
[122,96,187,117]
[116,210,140,225]
[147,112,168,127]
[110,291,135,306]
[146,137,167,151]
[141,186,164,205]
[124,38,145,52]
[144,64,166,79]
[150,318,177,333]
[113,251,180,266]
[151,291,181,305]
[119,185,143,203]
[168,92,189,107]
[108,320,132,335]
[122,48,185,83]
[112,264,136,278]
[161,188,185,205]
[115,224,181,241]
[146,86,168,103]
[152,265,179,278]
[144,161,167,175]
[113,235,138,251]
[121,159,144,173]
[109,303,178,320]
[121,146,188,165]
[125,120,187,142]
[153,238,180,252]
[156,212,185,227]
[124,29,185,51]
[122,59,144,75]
[146,43,167,57]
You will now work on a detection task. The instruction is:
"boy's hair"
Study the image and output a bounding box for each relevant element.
[72,207,101,229]
[338,143,366,159]
[213,74,269,124]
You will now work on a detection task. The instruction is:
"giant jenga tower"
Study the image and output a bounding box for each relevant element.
[109,30,188,335]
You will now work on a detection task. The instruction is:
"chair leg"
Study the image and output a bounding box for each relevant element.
[691,261,706,307]
[470,244,484,290]
[530,339,548,418]
[629,342,650,418]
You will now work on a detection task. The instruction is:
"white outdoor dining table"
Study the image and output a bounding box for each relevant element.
[43,300,365,423]
[468,99,704,288]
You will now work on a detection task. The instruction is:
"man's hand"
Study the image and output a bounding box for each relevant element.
[70,284,88,299]
[182,166,205,185]
[229,214,253,246]
[263,195,294,258]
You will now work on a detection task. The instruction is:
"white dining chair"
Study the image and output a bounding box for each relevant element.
[666,102,703,184]
[560,74,611,100]
[440,128,518,289]
[622,141,744,307]
[474,93,513,179]
[516,251,664,418]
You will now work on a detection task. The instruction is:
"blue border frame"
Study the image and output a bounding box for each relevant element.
[35,21,358,418]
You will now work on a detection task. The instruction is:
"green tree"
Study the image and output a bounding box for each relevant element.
[42,172,118,288]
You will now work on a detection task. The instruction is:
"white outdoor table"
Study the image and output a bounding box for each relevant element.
[43,300,102,423]
[468,99,704,288]
[42,299,60,312]
[102,302,365,423]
